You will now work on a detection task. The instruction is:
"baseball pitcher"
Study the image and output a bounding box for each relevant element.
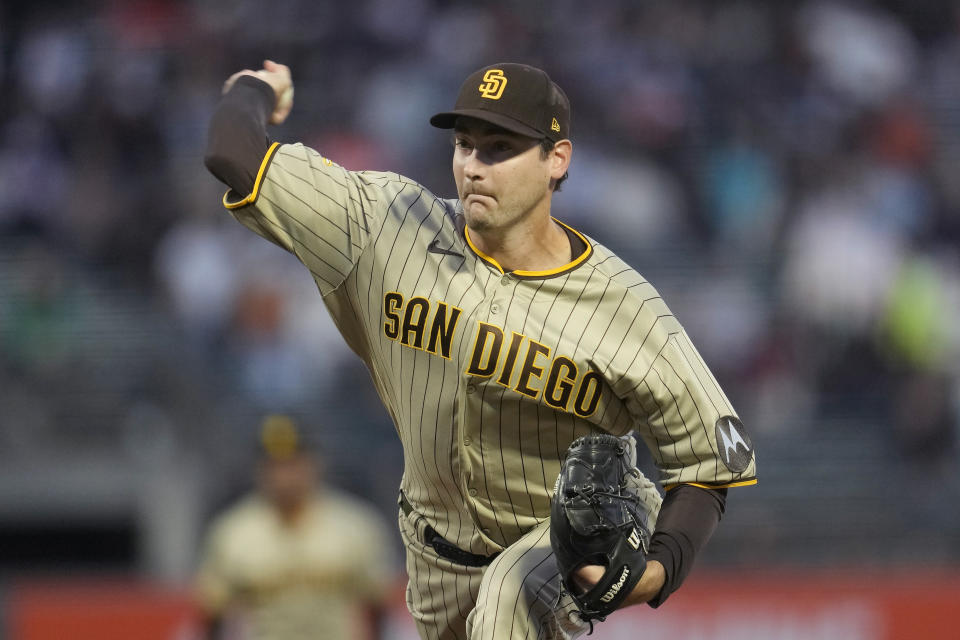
[204,60,756,639]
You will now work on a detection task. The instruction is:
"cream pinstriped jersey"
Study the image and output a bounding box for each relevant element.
[223,142,757,556]
[196,490,393,640]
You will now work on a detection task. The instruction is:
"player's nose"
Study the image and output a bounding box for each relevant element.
[463,149,485,181]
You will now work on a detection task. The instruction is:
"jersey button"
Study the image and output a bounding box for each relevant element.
[468,488,478,497]
[500,275,510,286]
[463,437,472,446]
[490,303,500,314]
[466,384,476,394]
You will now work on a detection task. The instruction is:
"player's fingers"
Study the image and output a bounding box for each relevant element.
[571,565,604,591]
[268,86,294,125]
[264,59,291,80]
[268,109,289,125]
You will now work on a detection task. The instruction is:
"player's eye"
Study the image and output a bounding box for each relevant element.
[453,137,473,151]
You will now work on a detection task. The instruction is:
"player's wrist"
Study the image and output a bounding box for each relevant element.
[623,560,666,607]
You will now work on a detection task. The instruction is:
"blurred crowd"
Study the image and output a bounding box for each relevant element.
[1,0,959,577]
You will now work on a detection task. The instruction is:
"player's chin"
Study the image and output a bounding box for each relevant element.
[463,206,497,232]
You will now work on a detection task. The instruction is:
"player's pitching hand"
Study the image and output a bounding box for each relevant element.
[222,60,294,125]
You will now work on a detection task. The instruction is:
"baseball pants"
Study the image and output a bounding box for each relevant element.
[398,472,661,639]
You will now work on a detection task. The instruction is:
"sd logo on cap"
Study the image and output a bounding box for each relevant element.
[478,69,508,100]
[431,62,570,143]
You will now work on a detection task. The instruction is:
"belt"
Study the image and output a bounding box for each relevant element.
[399,491,499,567]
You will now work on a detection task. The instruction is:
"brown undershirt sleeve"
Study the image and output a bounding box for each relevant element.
[645,485,727,608]
[204,74,276,196]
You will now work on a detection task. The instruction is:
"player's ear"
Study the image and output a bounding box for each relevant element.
[549,140,572,182]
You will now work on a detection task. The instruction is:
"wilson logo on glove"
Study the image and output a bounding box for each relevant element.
[599,567,630,603]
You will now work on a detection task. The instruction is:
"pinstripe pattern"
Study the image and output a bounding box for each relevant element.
[223,142,756,638]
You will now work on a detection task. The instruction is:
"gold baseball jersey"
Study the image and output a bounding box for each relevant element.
[222,142,756,557]
[196,489,393,640]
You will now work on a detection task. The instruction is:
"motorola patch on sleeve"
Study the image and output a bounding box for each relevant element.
[715,416,753,473]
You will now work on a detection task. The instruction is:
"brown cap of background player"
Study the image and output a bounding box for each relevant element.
[430,63,570,142]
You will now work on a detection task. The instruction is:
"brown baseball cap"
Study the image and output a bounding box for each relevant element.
[430,63,570,142]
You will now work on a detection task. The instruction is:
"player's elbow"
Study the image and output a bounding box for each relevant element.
[203,149,231,181]
[204,151,255,196]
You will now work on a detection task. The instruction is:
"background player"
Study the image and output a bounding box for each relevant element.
[194,415,395,640]
[204,60,756,638]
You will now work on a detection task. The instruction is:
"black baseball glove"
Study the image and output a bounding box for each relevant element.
[550,434,652,624]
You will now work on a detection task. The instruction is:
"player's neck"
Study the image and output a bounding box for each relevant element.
[469,213,571,273]
[273,496,311,527]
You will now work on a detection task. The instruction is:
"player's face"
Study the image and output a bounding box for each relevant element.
[452,119,554,233]
[259,454,316,512]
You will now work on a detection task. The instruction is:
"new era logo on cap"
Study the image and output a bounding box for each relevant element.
[430,63,570,142]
